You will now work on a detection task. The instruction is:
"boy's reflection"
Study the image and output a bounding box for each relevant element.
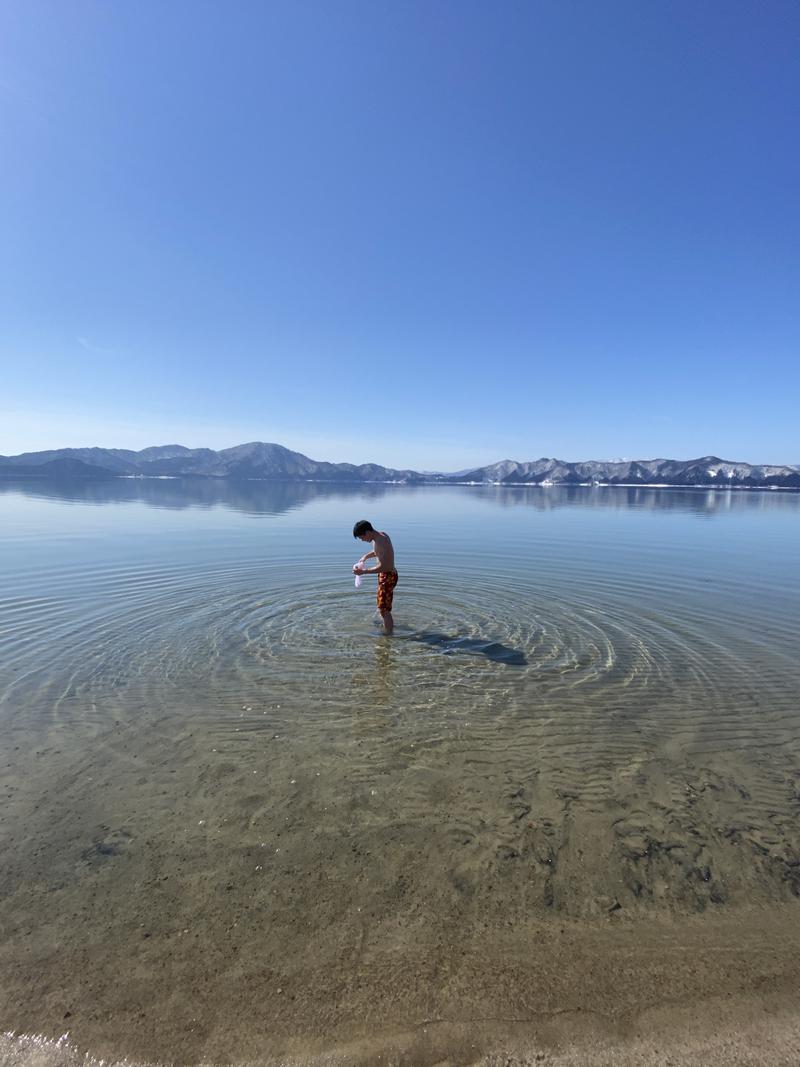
[371,633,394,706]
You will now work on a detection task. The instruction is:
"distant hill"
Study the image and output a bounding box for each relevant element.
[0,443,798,488]
[0,442,423,483]
[441,455,800,489]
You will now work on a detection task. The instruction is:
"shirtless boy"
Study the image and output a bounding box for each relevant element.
[352,520,398,634]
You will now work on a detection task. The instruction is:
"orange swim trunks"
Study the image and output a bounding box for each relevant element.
[377,569,399,612]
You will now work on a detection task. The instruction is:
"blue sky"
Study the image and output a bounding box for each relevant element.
[1,0,798,469]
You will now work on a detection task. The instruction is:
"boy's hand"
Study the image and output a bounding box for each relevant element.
[353,564,363,574]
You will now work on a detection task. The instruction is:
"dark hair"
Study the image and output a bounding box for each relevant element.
[353,519,374,538]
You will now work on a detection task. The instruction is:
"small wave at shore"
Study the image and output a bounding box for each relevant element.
[4,990,800,1067]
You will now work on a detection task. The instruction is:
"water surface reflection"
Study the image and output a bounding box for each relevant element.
[0,475,797,517]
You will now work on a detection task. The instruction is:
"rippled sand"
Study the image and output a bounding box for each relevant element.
[1,484,799,1064]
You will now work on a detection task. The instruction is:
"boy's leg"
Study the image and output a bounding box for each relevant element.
[377,572,396,634]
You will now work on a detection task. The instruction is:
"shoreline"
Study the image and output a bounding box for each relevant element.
[4,992,800,1067]
[3,906,800,1066]
[1,472,799,491]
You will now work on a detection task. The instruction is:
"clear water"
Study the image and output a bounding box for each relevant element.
[1,480,799,1064]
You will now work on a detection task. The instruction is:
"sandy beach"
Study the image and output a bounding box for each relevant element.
[2,912,800,1065]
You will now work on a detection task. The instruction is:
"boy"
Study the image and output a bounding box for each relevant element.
[353,520,398,634]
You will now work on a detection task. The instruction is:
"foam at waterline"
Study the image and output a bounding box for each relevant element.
[5,996,800,1067]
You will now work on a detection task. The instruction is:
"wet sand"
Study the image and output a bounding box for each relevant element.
[2,920,800,1065]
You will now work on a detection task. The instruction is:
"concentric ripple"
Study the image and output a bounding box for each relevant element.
[3,540,797,772]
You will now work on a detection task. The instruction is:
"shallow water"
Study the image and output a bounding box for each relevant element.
[1,480,799,1065]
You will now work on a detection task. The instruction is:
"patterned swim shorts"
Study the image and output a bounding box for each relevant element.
[377,570,399,612]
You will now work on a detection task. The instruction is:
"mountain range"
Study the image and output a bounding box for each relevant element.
[0,442,798,488]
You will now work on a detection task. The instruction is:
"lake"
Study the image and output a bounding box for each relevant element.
[1,479,800,1066]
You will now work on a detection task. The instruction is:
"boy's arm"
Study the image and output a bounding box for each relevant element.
[358,550,377,563]
[361,543,387,574]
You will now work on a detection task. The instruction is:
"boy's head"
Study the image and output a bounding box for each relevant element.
[353,519,374,541]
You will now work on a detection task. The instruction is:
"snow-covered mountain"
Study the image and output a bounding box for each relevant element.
[0,445,798,488]
[443,455,800,488]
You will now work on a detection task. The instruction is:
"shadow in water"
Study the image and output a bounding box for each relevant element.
[406,631,527,666]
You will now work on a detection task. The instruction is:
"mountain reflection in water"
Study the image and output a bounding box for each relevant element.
[0,476,797,519]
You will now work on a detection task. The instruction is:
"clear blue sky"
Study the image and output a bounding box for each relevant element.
[1,0,798,469]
